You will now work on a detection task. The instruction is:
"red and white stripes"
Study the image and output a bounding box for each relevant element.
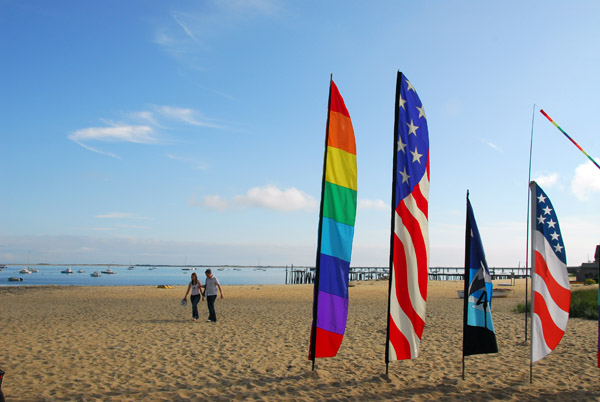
[530,182,570,363]
[531,231,570,362]
[387,164,429,361]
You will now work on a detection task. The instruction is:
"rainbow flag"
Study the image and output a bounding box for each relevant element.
[309,79,357,362]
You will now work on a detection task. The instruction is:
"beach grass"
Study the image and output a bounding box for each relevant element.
[570,287,599,320]
[512,300,530,314]
[512,287,598,320]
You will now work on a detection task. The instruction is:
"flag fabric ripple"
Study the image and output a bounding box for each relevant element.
[386,72,430,362]
[463,196,498,356]
[309,80,357,359]
[530,181,570,363]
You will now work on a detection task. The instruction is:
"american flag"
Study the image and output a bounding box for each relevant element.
[386,72,429,362]
[530,182,570,363]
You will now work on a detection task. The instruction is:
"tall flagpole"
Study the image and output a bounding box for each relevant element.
[385,71,403,375]
[461,190,471,380]
[310,74,333,371]
[529,181,536,384]
[524,104,536,342]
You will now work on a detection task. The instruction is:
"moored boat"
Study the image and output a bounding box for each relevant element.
[8,277,23,282]
[61,267,74,274]
[101,268,117,274]
[90,271,101,277]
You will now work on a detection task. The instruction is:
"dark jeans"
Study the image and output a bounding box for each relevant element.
[190,294,200,319]
[206,295,217,322]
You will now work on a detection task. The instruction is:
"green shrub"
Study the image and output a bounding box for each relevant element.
[570,288,599,320]
[512,288,598,320]
[584,278,597,285]
[512,301,530,314]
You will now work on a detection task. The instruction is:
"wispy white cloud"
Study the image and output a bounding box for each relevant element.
[69,140,121,159]
[534,172,559,188]
[172,13,202,46]
[116,224,152,230]
[571,158,600,201]
[70,105,220,158]
[96,212,152,220]
[154,105,221,128]
[68,124,158,158]
[154,1,283,63]
[481,139,502,152]
[70,125,157,144]
[234,185,317,212]
[129,110,160,126]
[195,185,317,212]
[193,195,230,211]
[167,153,207,170]
[358,199,387,211]
[0,233,315,266]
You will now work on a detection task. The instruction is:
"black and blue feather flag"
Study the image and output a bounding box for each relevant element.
[463,194,498,357]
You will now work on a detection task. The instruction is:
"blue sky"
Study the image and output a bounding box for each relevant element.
[1,0,599,267]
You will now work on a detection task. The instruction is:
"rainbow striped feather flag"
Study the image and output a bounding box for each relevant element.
[309,79,357,361]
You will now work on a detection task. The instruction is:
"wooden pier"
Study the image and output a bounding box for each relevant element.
[428,267,529,281]
[285,266,531,284]
[285,267,388,285]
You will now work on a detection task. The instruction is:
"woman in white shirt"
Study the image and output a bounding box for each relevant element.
[183,273,203,321]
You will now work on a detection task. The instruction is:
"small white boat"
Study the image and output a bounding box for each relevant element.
[8,276,24,282]
[101,268,117,274]
[29,267,39,273]
[19,268,31,274]
[78,269,85,273]
[90,271,101,277]
[61,267,74,274]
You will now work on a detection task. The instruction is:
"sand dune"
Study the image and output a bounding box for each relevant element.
[1,280,598,401]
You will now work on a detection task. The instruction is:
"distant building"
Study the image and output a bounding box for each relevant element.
[575,244,600,283]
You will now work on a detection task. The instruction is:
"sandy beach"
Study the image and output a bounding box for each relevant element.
[1,279,598,401]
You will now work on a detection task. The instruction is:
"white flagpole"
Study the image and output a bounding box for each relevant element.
[529,181,537,384]
[524,104,536,342]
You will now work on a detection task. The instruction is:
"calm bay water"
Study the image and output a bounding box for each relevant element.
[0,265,288,286]
[0,265,526,286]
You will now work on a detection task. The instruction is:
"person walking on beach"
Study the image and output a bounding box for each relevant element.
[202,269,223,322]
[183,273,203,322]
